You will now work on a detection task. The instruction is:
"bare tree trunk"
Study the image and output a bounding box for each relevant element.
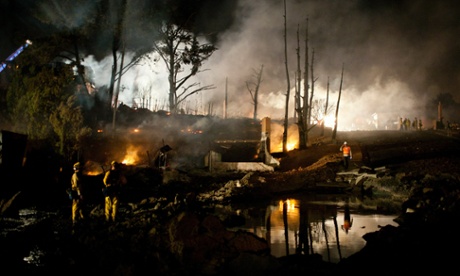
[293,71,298,119]
[71,33,89,95]
[302,18,309,148]
[246,65,264,121]
[108,48,118,111]
[224,77,228,119]
[308,49,316,128]
[110,0,127,134]
[253,65,263,121]
[168,32,176,114]
[282,0,290,153]
[112,42,125,133]
[296,24,307,150]
[321,76,330,136]
[108,0,127,113]
[332,63,345,142]
[294,25,300,121]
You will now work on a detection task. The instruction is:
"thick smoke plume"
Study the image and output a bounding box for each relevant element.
[3,0,460,131]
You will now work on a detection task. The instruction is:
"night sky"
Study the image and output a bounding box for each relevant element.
[1,0,459,130]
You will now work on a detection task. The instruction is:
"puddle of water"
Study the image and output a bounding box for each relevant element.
[225,198,399,263]
[2,197,399,266]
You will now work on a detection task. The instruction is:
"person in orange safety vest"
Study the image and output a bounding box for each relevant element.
[339,141,352,170]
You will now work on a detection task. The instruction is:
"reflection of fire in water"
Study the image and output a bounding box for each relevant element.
[278,199,297,212]
[270,198,300,230]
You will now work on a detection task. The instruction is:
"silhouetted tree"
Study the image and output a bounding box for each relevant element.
[50,96,92,161]
[321,77,331,136]
[301,17,310,149]
[246,65,264,121]
[282,0,291,153]
[6,57,75,140]
[152,23,217,114]
[295,24,307,149]
[332,63,345,142]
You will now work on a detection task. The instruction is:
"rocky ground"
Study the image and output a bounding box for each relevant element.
[1,129,460,275]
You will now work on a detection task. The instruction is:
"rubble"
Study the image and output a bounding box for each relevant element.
[1,129,460,275]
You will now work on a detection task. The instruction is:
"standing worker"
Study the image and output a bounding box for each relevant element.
[339,141,352,170]
[70,162,85,224]
[103,161,127,222]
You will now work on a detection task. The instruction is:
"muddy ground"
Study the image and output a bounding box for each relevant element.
[1,129,460,275]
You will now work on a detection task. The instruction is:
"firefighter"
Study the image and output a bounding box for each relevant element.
[70,162,85,224]
[339,141,352,170]
[103,161,127,222]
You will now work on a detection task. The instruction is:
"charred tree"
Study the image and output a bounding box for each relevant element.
[112,41,126,133]
[332,63,345,142]
[321,76,330,136]
[107,0,127,113]
[282,0,290,153]
[295,24,307,150]
[246,65,264,121]
[301,17,310,149]
[153,23,217,114]
[307,48,318,132]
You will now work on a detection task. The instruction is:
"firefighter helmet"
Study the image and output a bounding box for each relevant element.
[73,162,81,170]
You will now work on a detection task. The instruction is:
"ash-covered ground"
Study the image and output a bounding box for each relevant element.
[1,128,460,275]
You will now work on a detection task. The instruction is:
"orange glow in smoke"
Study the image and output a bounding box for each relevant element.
[181,128,203,134]
[86,171,99,176]
[323,115,336,128]
[286,142,296,151]
[270,123,299,152]
[121,144,143,165]
[272,138,298,152]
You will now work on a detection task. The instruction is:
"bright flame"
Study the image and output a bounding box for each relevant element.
[121,144,143,165]
[323,115,336,128]
[122,157,135,165]
[286,142,296,151]
[272,139,298,152]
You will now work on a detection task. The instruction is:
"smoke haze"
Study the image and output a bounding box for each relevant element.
[2,0,460,130]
